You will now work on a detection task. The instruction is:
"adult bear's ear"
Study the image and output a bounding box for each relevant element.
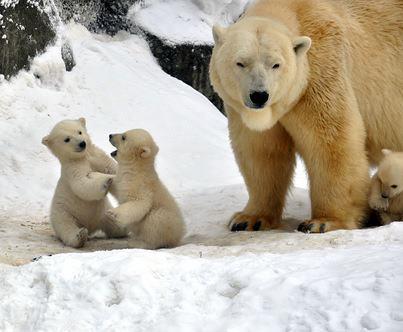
[293,36,311,56]
[78,117,86,128]
[382,148,393,156]
[42,135,50,146]
[140,147,152,159]
[212,25,227,46]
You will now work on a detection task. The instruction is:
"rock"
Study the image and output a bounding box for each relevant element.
[143,31,223,112]
[56,0,137,34]
[55,0,100,30]
[96,0,137,35]
[61,40,75,72]
[0,0,57,78]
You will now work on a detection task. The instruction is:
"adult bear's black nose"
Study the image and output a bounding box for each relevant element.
[109,134,113,140]
[79,141,86,149]
[250,91,269,108]
[381,193,389,199]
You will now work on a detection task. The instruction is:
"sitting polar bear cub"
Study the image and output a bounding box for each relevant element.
[42,118,126,248]
[107,129,185,249]
[369,149,403,225]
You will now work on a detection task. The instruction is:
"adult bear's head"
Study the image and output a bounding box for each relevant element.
[210,17,311,131]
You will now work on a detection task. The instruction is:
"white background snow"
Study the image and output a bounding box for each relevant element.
[0,1,402,331]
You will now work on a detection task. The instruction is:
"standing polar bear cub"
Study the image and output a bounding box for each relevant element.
[107,129,185,249]
[42,118,126,248]
[210,0,403,233]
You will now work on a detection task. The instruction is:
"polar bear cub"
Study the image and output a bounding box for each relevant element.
[369,149,403,225]
[42,118,126,248]
[107,129,185,249]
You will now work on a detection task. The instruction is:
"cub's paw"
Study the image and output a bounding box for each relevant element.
[369,197,389,212]
[228,212,278,232]
[73,228,88,248]
[106,209,118,223]
[103,177,114,191]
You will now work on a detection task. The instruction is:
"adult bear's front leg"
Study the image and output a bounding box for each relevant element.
[227,108,295,231]
[282,88,370,233]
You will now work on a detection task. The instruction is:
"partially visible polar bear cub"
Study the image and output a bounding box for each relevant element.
[369,149,403,225]
[42,118,126,248]
[107,129,185,249]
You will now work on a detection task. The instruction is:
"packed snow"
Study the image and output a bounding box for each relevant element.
[0,7,402,332]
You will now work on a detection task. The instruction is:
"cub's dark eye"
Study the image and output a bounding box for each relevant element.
[122,135,126,141]
[64,138,70,143]
[236,62,245,68]
[272,63,280,69]
[78,131,82,135]
[391,184,398,188]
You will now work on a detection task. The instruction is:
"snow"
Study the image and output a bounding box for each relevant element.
[1,226,403,331]
[0,24,242,217]
[0,11,402,332]
[129,0,253,44]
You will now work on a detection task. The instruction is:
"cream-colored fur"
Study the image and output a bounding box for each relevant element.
[369,149,403,225]
[210,0,403,233]
[42,118,126,248]
[106,129,185,249]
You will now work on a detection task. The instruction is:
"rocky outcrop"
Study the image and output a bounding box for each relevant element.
[56,0,137,34]
[1,0,223,112]
[56,0,223,111]
[0,0,57,78]
[143,32,223,111]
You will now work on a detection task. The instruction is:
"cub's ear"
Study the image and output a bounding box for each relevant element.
[140,147,152,159]
[212,25,227,46]
[42,135,50,146]
[78,117,86,128]
[293,36,311,56]
[382,148,393,156]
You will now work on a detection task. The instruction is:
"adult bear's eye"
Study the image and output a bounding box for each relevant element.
[122,135,126,141]
[64,138,70,143]
[391,184,398,188]
[236,62,245,68]
[272,63,280,69]
[78,131,82,135]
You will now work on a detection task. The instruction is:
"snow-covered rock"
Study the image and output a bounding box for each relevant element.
[0,0,57,78]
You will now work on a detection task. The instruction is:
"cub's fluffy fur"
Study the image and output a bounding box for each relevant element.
[107,129,185,249]
[42,118,125,248]
[369,149,403,225]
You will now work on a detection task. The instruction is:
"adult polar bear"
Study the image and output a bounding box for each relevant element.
[210,0,403,233]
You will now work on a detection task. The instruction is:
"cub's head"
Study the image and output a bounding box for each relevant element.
[109,129,159,164]
[210,17,311,131]
[377,149,403,199]
[42,118,91,161]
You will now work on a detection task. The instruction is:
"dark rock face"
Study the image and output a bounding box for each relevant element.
[144,32,223,112]
[61,41,75,72]
[56,0,137,34]
[0,0,57,78]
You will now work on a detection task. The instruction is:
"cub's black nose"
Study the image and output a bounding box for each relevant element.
[79,141,86,149]
[250,91,269,108]
[111,150,117,157]
[381,193,389,199]
[109,134,113,140]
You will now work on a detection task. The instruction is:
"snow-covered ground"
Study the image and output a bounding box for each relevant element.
[0,3,403,330]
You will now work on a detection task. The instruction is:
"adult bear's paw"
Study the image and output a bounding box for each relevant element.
[297,218,345,233]
[229,212,279,232]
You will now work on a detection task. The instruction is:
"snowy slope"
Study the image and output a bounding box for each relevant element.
[0,23,242,217]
